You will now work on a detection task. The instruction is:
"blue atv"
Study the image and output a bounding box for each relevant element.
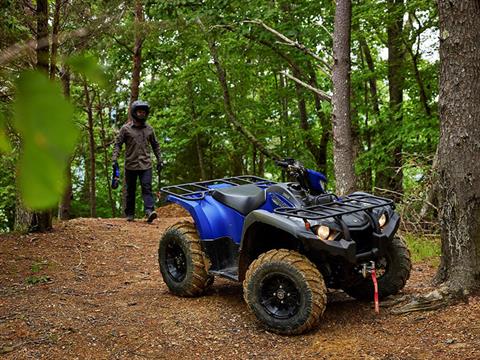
[158,159,411,335]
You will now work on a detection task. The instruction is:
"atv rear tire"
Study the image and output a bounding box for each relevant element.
[243,249,327,335]
[158,221,213,297]
[344,236,411,301]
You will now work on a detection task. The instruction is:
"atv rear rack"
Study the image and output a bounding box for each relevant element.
[160,176,277,201]
[274,193,393,220]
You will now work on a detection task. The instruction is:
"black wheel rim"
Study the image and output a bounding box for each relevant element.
[259,273,301,320]
[165,241,187,282]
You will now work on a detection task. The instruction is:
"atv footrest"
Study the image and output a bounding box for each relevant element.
[209,267,239,281]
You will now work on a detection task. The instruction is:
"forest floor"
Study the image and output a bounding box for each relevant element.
[1,204,479,360]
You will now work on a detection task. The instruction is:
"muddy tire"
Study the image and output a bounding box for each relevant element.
[158,221,213,297]
[344,236,412,301]
[243,249,327,335]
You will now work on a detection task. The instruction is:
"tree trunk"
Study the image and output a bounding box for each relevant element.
[83,81,96,218]
[377,0,405,197]
[308,64,330,172]
[59,67,73,220]
[129,0,144,107]
[435,0,480,292]
[15,0,52,232]
[98,100,116,217]
[49,0,62,80]
[359,36,380,116]
[36,0,49,73]
[407,46,432,117]
[331,0,355,195]
[187,81,206,180]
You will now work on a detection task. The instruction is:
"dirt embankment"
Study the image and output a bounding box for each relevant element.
[1,204,479,359]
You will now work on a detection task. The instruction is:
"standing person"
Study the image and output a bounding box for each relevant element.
[112,100,162,222]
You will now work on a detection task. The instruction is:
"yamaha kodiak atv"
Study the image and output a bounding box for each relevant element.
[158,159,411,335]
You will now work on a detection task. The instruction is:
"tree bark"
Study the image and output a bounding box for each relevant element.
[14,0,53,233]
[59,67,73,220]
[407,45,432,117]
[331,0,355,195]
[49,0,62,80]
[359,36,380,116]
[98,100,116,217]
[83,81,97,218]
[129,0,144,107]
[187,81,206,180]
[435,0,480,292]
[36,0,49,73]
[308,64,330,172]
[377,0,405,197]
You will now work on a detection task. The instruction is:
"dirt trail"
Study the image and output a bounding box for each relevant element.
[1,205,479,359]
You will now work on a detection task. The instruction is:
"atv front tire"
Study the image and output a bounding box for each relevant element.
[158,221,213,297]
[344,236,411,301]
[243,249,327,335]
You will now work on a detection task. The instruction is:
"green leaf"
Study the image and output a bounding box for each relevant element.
[65,54,107,87]
[13,70,78,209]
[0,112,11,153]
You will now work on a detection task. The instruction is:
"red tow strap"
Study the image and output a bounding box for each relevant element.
[371,266,379,314]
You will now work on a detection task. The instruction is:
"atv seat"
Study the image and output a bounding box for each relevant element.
[212,184,266,215]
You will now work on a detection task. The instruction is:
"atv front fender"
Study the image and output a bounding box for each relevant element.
[238,210,357,280]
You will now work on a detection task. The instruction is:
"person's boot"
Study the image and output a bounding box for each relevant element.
[146,210,157,223]
[126,214,135,222]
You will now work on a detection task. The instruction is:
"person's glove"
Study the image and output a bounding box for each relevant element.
[111,161,120,189]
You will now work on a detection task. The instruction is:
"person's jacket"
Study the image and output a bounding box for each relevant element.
[112,122,161,170]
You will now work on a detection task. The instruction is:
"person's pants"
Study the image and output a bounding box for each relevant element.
[125,168,155,216]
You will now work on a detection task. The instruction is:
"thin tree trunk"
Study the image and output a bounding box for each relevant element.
[407,46,432,117]
[98,100,116,217]
[277,71,288,151]
[377,0,405,197]
[435,0,480,291]
[49,0,62,80]
[129,0,144,106]
[36,0,49,73]
[258,152,265,177]
[359,36,380,116]
[59,67,73,220]
[198,19,281,161]
[187,81,206,180]
[308,64,330,172]
[83,81,96,217]
[15,0,52,232]
[332,0,355,195]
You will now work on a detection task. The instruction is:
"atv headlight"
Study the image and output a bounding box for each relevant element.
[378,213,388,228]
[315,225,331,240]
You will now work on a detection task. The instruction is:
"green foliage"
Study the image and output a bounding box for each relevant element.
[13,71,78,209]
[0,113,12,153]
[403,234,440,265]
[26,260,50,285]
[0,0,440,225]
[66,54,108,87]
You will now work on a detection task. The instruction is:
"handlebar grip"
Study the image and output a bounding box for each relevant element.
[275,160,289,168]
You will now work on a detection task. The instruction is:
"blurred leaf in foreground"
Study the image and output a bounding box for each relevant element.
[65,53,107,87]
[13,71,78,209]
[0,112,12,153]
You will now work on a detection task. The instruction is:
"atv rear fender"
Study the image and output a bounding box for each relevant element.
[167,195,245,243]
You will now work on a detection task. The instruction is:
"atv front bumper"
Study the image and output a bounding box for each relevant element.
[299,213,400,264]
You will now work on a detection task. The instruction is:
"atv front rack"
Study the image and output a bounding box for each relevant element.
[274,193,393,220]
[160,176,277,201]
